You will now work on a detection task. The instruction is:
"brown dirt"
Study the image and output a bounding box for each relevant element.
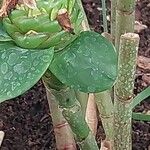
[0,0,150,150]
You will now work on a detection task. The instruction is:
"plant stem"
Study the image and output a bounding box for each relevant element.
[101,0,108,32]
[115,0,136,51]
[114,33,140,150]
[46,88,77,150]
[51,88,99,150]
[43,71,99,150]
[0,0,2,7]
[77,0,90,31]
[111,0,117,43]
[42,1,91,149]
[75,91,88,116]
[43,71,77,150]
[85,94,98,136]
[95,91,114,145]
[94,33,114,148]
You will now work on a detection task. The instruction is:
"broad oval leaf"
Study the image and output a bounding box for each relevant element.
[0,42,54,102]
[49,31,118,93]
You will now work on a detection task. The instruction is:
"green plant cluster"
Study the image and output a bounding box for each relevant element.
[0,0,117,102]
[3,0,82,50]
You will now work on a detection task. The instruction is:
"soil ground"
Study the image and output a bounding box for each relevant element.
[0,0,150,150]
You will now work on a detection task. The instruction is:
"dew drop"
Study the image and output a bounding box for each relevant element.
[27,73,32,79]
[77,47,82,54]
[88,58,92,63]
[87,86,96,92]
[90,70,94,76]
[7,91,12,97]
[35,69,40,73]
[1,62,8,74]
[4,71,13,80]
[70,85,74,89]
[31,67,35,71]
[93,38,96,41]
[7,53,18,66]
[1,51,7,59]
[40,55,50,62]
[33,60,39,67]
[14,62,27,74]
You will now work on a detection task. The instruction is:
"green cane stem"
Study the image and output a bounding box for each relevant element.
[43,71,99,150]
[85,94,98,136]
[114,33,140,150]
[75,91,89,117]
[95,91,114,145]
[42,70,77,150]
[46,88,77,150]
[115,0,136,51]
[51,88,99,150]
[111,0,117,43]
[101,0,108,32]
[95,33,114,148]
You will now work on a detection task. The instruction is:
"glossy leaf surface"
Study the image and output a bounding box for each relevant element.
[0,42,54,102]
[49,31,117,93]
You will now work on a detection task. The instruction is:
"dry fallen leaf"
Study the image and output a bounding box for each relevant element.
[57,8,75,34]
[85,94,98,136]
[137,56,150,70]
[100,140,112,150]
[19,0,37,9]
[147,3,150,8]
[0,0,18,17]
[134,21,147,33]
[0,131,5,147]
[147,111,150,115]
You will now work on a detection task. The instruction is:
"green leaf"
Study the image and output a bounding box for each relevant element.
[0,21,13,42]
[0,42,54,102]
[129,86,150,110]
[132,112,150,121]
[49,31,117,93]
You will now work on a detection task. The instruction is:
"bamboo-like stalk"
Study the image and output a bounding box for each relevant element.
[50,87,99,150]
[43,71,77,150]
[75,91,88,117]
[101,0,108,33]
[95,91,114,147]
[46,89,77,150]
[111,0,117,43]
[85,94,98,136]
[43,1,93,149]
[94,32,114,148]
[115,0,136,51]
[114,33,140,150]
[43,71,99,150]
